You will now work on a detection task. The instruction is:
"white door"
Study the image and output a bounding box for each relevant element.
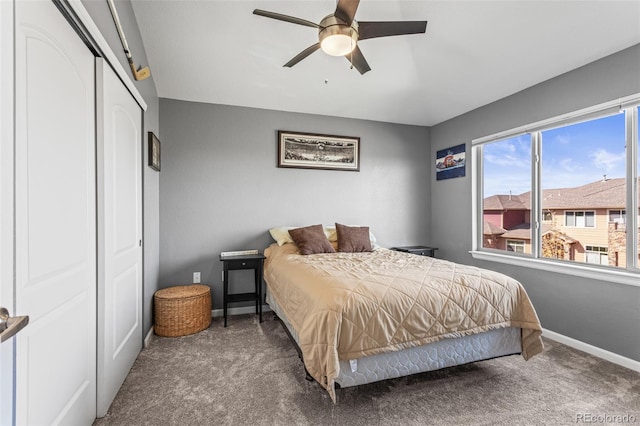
[15,2,97,424]
[0,0,16,424]
[96,59,143,417]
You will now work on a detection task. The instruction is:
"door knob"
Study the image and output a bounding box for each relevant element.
[0,308,8,331]
[0,307,29,343]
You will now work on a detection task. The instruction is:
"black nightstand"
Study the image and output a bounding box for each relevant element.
[391,245,439,258]
[219,253,266,327]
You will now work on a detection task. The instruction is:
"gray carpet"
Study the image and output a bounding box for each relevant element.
[94,313,640,425]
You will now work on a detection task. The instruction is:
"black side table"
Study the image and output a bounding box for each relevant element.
[391,245,439,258]
[219,253,266,327]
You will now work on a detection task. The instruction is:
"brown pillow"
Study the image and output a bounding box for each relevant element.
[335,223,372,252]
[288,224,336,255]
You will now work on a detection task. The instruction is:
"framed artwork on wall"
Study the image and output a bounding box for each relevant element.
[148,132,161,171]
[277,130,360,171]
[436,143,465,180]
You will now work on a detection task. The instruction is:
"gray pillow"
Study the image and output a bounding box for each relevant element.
[336,223,372,252]
[288,224,336,255]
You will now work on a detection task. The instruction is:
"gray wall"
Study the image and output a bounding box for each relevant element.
[159,99,430,309]
[430,44,640,361]
[82,0,160,335]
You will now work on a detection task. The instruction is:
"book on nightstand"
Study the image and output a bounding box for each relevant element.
[220,249,259,257]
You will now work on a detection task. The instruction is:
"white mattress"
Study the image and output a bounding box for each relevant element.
[266,291,522,388]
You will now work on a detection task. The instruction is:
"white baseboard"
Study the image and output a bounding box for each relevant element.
[212,304,271,318]
[542,328,640,373]
[144,326,154,349]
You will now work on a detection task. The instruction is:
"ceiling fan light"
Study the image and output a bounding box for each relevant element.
[321,34,355,56]
[318,15,359,57]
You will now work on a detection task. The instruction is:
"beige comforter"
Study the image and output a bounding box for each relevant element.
[264,243,543,401]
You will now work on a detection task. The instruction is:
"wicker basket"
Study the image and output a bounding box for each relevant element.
[154,285,212,337]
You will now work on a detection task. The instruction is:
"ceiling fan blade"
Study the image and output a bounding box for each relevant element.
[284,43,321,68]
[345,45,371,75]
[358,21,428,41]
[253,9,319,28]
[334,0,360,25]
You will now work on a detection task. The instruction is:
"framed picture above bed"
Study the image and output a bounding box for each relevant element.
[277,130,360,171]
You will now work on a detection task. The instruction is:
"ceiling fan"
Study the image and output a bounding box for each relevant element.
[253,0,427,75]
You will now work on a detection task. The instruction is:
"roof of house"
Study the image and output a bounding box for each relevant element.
[542,227,578,244]
[539,177,629,209]
[501,223,531,239]
[483,221,507,235]
[485,177,639,210]
[483,194,528,211]
[498,223,578,244]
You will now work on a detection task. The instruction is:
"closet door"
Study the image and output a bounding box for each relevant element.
[96,59,143,416]
[0,0,15,424]
[14,1,97,424]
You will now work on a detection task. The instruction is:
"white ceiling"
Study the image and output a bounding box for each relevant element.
[130,0,640,126]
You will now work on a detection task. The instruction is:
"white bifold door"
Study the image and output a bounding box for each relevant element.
[97,59,143,417]
[14,2,97,424]
[12,2,143,423]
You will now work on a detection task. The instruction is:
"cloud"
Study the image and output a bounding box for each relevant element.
[590,149,625,172]
[483,138,531,169]
[559,157,579,172]
[484,153,530,168]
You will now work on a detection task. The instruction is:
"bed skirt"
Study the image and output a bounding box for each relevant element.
[266,291,522,388]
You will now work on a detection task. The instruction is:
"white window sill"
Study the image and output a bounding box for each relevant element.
[470,250,640,288]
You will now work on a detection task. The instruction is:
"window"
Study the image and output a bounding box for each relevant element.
[585,245,608,265]
[473,95,640,282]
[609,210,626,224]
[564,211,595,228]
[539,113,624,266]
[506,240,525,253]
[481,135,531,252]
[565,212,574,227]
[637,106,640,264]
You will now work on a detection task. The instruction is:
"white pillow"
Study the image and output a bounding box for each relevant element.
[323,225,338,242]
[269,226,296,246]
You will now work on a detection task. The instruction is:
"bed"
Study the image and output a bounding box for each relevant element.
[264,224,544,402]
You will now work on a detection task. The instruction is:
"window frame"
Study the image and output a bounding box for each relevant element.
[608,209,626,224]
[471,94,640,287]
[564,211,596,228]
[506,239,525,253]
[585,245,608,265]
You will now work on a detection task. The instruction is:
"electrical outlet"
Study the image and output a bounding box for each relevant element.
[193,272,201,284]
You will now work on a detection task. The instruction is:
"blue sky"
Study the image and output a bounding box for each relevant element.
[483,110,635,197]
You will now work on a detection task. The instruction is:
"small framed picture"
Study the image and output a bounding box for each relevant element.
[436,143,465,180]
[148,132,161,171]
